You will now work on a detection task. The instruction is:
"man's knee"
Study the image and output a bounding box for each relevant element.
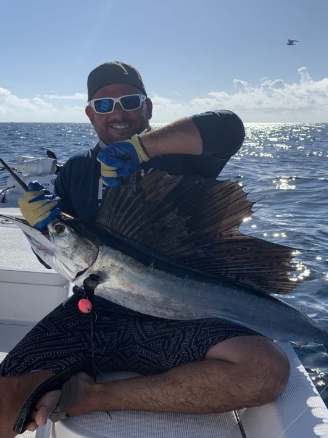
[206,336,290,405]
[249,338,290,403]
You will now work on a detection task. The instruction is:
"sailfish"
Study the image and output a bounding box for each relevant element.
[0,155,328,348]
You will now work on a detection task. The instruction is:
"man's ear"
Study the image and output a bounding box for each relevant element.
[85,106,94,124]
[145,98,153,120]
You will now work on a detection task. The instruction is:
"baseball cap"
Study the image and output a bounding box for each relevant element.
[87,61,147,101]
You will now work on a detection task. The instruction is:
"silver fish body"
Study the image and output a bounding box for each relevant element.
[76,244,328,345]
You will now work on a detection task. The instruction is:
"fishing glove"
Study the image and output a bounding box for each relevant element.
[97,134,149,187]
[18,181,61,229]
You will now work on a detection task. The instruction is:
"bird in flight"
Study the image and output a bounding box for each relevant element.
[287,39,298,45]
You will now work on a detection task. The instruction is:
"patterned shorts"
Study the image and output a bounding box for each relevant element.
[0,289,261,377]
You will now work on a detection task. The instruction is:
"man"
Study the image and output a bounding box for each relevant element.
[0,62,289,437]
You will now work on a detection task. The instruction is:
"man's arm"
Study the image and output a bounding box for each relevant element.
[141,117,203,157]
[97,110,245,184]
[140,110,245,178]
[141,110,245,158]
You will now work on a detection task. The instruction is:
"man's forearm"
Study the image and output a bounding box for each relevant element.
[141,117,203,158]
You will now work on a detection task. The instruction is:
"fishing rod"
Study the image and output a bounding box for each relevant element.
[0,156,28,192]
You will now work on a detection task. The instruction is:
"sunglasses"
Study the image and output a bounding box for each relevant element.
[88,94,147,114]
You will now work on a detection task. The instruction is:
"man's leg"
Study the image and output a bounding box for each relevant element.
[0,291,94,438]
[28,335,289,431]
[0,296,290,436]
[0,370,55,438]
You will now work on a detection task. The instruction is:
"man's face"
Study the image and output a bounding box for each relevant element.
[85,83,153,144]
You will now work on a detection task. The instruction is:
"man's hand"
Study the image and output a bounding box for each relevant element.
[18,182,61,229]
[97,134,149,187]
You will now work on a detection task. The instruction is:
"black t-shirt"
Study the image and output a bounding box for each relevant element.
[55,110,245,221]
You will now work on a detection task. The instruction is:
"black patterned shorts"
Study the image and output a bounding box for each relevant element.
[0,290,261,378]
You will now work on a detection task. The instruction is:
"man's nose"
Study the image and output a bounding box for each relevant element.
[112,102,125,114]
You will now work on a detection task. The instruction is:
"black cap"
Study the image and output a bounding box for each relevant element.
[87,61,147,101]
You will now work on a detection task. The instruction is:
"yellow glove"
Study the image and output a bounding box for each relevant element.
[97,134,149,187]
[18,182,60,229]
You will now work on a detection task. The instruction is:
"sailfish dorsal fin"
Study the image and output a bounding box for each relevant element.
[96,170,296,295]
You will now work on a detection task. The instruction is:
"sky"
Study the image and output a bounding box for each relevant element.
[0,0,327,124]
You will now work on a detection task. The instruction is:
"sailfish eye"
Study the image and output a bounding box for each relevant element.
[53,222,66,234]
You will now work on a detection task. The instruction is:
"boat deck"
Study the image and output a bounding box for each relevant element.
[0,213,69,350]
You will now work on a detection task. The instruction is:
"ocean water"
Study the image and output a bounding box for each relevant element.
[0,122,328,403]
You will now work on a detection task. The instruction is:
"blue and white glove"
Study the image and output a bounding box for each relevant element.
[18,181,61,229]
[97,134,149,187]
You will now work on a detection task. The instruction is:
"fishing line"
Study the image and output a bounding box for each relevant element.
[79,291,107,381]
[77,276,120,383]
[318,382,328,399]
[89,307,98,378]
[275,381,328,438]
[77,275,100,379]
[87,310,119,382]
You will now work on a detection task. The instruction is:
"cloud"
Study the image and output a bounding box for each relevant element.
[150,67,328,123]
[0,87,58,122]
[189,67,328,123]
[0,68,327,123]
[0,87,88,123]
[43,92,87,101]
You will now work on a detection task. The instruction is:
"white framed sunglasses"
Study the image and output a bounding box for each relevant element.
[87,94,147,114]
